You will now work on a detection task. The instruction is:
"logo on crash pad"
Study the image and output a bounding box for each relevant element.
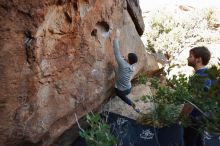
[117,118,128,125]
[140,129,154,140]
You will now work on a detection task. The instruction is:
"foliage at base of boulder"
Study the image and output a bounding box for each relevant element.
[137,74,147,84]
[138,103,181,128]
[139,75,189,127]
[79,113,117,146]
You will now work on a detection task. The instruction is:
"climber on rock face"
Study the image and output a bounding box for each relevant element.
[112,29,140,113]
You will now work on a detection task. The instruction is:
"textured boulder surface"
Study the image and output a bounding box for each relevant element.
[0,0,158,145]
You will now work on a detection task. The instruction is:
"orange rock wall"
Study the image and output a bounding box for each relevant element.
[0,0,158,145]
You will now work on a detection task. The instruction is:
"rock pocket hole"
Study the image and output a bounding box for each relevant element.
[57,0,67,5]
[95,21,110,33]
[64,11,72,23]
[73,1,78,11]
[91,29,97,37]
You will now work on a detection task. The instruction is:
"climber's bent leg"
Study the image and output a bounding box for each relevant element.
[115,87,134,106]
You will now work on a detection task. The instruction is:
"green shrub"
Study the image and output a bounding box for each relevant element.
[203,8,218,28]
[137,74,147,84]
[79,113,117,146]
[139,65,220,135]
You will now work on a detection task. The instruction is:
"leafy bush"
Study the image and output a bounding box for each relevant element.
[139,74,190,127]
[203,8,218,28]
[145,9,186,57]
[79,113,117,146]
[192,64,220,135]
[150,77,159,89]
[145,8,220,54]
[137,74,147,84]
[139,64,220,135]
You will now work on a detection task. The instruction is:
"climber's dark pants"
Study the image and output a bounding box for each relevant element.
[115,87,133,106]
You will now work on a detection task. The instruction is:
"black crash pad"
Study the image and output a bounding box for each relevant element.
[72,112,220,146]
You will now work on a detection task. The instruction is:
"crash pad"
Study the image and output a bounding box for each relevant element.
[72,112,220,146]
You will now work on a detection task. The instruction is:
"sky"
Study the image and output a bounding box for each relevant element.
[139,0,220,12]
